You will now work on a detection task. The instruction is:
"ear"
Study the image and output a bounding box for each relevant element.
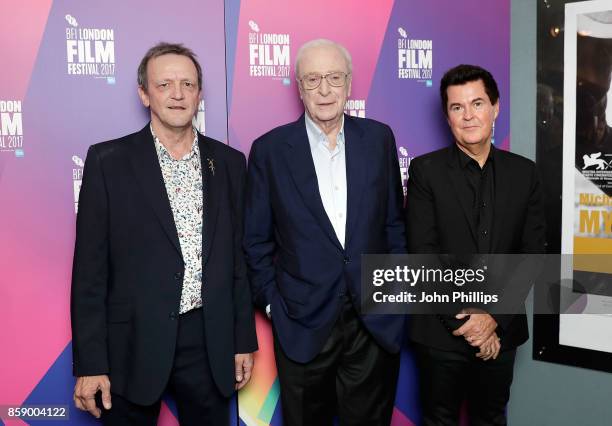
[138,86,150,108]
[347,75,352,98]
[493,101,500,121]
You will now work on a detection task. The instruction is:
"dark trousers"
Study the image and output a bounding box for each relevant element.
[274,298,400,426]
[101,308,229,426]
[414,343,516,426]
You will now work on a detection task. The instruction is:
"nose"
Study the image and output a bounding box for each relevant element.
[463,105,474,120]
[318,77,331,96]
[171,82,184,100]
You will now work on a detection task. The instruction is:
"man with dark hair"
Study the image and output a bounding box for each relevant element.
[439,65,500,116]
[71,42,257,425]
[406,64,545,425]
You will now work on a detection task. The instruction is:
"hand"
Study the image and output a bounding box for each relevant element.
[452,308,498,347]
[476,332,501,361]
[234,353,254,390]
[73,375,111,418]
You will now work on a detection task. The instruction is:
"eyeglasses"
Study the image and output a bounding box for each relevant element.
[298,72,350,90]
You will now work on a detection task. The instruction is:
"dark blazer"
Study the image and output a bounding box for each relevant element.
[71,125,258,405]
[406,145,546,352]
[244,114,406,363]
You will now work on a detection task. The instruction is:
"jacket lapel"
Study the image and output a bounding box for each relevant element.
[128,125,182,257]
[344,116,368,247]
[198,136,220,268]
[445,146,478,243]
[282,116,343,251]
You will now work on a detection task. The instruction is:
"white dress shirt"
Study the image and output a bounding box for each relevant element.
[305,113,348,249]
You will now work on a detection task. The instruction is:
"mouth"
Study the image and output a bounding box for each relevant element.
[168,106,187,111]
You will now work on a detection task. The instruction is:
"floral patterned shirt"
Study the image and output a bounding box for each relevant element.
[152,126,203,314]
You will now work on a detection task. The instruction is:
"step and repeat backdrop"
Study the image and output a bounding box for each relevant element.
[0,1,509,425]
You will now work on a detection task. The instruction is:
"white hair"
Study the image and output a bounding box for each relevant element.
[294,39,353,77]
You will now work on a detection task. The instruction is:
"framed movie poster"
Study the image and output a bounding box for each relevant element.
[535,0,612,372]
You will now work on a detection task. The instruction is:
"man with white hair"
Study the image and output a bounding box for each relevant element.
[244,39,406,425]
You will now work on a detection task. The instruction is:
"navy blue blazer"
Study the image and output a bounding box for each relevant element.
[244,114,406,363]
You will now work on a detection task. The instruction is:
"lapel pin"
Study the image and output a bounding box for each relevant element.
[207,158,215,176]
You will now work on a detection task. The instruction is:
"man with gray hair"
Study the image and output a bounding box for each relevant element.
[244,39,406,425]
[71,42,257,425]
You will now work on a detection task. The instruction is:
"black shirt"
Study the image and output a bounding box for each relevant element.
[455,144,495,253]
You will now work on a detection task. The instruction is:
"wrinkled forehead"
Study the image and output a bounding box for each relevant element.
[298,45,349,75]
[147,54,198,80]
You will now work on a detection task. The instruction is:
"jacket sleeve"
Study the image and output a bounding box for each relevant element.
[70,145,110,377]
[491,163,547,331]
[243,139,278,310]
[520,164,547,255]
[228,151,259,353]
[406,157,440,253]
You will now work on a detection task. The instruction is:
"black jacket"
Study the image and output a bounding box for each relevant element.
[406,145,546,352]
[71,125,257,404]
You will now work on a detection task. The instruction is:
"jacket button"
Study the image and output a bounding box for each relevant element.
[169,312,178,320]
[344,257,350,264]
[174,272,183,280]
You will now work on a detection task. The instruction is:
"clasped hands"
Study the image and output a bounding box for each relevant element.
[452,308,500,361]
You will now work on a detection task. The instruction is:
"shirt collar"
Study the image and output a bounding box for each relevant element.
[455,142,495,169]
[151,124,199,161]
[304,113,345,152]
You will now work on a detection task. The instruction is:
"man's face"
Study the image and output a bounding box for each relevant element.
[138,54,200,132]
[297,45,351,129]
[445,79,499,150]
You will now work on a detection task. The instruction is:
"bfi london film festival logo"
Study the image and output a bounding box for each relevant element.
[398,146,413,196]
[0,100,24,157]
[345,99,366,118]
[247,20,291,84]
[72,154,84,213]
[65,14,116,84]
[397,27,433,86]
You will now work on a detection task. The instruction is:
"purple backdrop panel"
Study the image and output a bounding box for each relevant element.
[368,0,510,194]
[0,1,227,419]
